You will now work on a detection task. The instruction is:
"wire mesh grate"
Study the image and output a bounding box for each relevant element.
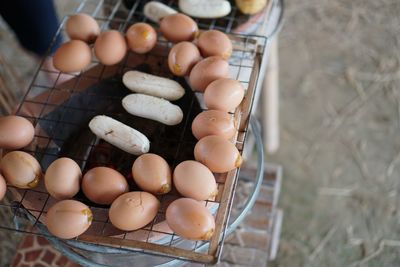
[0,0,270,264]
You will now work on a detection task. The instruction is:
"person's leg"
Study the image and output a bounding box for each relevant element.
[0,0,73,95]
[0,0,62,56]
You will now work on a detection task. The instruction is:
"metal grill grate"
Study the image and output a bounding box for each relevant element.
[0,0,271,264]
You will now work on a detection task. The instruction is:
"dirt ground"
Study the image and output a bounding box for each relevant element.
[270,0,400,266]
[1,0,400,266]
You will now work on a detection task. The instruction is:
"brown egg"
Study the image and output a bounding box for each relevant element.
[236,0,267,14]
[45,158,81,200]
[204,78,245,112]
[132,153,171,194]
[197,30,232,59]
[65,13,100,43]
[46,200,92,239]
[0,174,6,201]
[82,167,128,205]
[109,191,160,231]
[189,56,229,92]
[126,23,157,54]
[0,151,41,188]
[53,40,92,72]
[192,110,235,140]
[168,42,201,76]
[173,161,217,201]
[194,135,242,173]
[160,13,198,43]
[166,198,215,240]
[94,30,127,65]
[0,116,35,149]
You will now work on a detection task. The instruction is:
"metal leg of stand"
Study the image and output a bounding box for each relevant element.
[261,37,280,154]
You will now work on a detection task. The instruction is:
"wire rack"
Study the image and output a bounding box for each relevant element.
[94,0,273,34]
[0,0,270,264]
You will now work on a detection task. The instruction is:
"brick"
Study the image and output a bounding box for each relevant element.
[42,250,56,264]
[257,185,275,205]
[37,236,50,246]
[242,202,271,229]
[34,263,46,267]
[11,253,22,267]
[25,249,43,262]
[20,235,34,249]
[222,245,268,266]
[226,228,269,249]
[56,256,69,266]
[222,245,255,264]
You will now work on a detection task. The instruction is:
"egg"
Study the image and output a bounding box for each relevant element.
[94,30,127,65]
[166,198,215,240]
[173,161,217,201]
[189,56,229,92]
[0,174,6,201]
[160,13,198,43]
[0,115,35,149]
[204,78,245,112]
[168,42,201,76]
[45,200,92,239]
[132,153,171,194]
[191,110,235,140]
[65,13,100,43]
[126,23,157,54]
[235,0,267,14]
[0,151,41,188]
[82,167,129,205]
[53,40,92,72]
[197,30,232,59]
[109,191,160,231]
[194,135,242,173]
[44,158,81,200]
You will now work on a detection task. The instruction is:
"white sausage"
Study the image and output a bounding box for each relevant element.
[122,94,183,126]
[89,115,150,155]
[143,1,177,23]
[178,0,231,18]
[123,71,185,101]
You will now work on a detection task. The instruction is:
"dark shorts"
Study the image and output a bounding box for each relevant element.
[0,0,62,56]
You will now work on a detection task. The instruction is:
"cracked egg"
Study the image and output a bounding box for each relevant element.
[45,199,93,239]
[109,191,160,231]
[0,151,42,189]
